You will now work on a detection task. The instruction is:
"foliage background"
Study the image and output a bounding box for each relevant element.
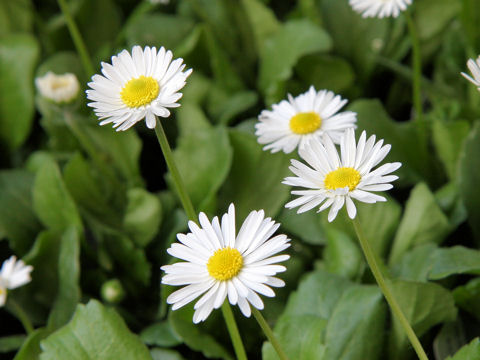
[1,0,480,359]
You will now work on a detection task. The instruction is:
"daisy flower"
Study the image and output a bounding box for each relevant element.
[35,72,80,104]
[349,0,412,18]
[461,56,480,90]
[0,256,33,307]
[162,204,290,323]
[86,45,192,131]
[283,128,401,222]
[255,86,357,154]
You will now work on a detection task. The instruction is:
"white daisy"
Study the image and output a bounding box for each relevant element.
[35,71,80,104]
[461,56,480,90]
[0,256,33,307]
[86,45,192,131]
[255,86,357,154]
[349,0,412,18]
[161,204,290,323]
[283,128,401,222]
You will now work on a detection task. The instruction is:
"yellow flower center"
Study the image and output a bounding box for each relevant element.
[324,167,361,191]
[207,247,243,281]
[120,76,159,108]
[289,112,322,134]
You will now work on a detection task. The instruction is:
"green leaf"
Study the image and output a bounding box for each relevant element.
[219,130,290,220]
[150,348,184,360]
[32,158,82,231]
[415,0,461,42]
[140,321,182,347]
[0,33,39,149]
[429,246,480,280]
[39,300,151,360]
[277,207,326,245]
[389,183,450,265]
[434,321,468,360]
[259,19,332,103]
[14,328,50,360]
[324,229,363,279]
[262,315,327,360]
[453,278,480,321]
[241,0,280,54]
[446,338,480,360]
[432,119,470,180]
[392,244,437,282]
[172,126,232,210]
[0,170,41,255]
[0,335,26,353]
[124,188,162,247]
[390,280,457,359]
[47,227,81,331]
[459,122,480,240]
[324,286,386,360]
[0,0,33,33]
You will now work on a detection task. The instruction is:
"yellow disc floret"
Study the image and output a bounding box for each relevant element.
[207,247,243,281]
[289,112,322,135]
[121,76,159,108]
[324,167,361,191]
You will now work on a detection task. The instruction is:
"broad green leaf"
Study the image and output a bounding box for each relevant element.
[392,244,437,282]
[150,348,184,360]
[39,300,151,360]
[262,315,327,360]
[459,122,480,240]
[32,158,82,231]
[446,338,480,360]
[434,321,468,360]
[124,188,162,247]
[429,246,480,280]
[453,278,480,321]
[14,328,50,360]
[324,286,386,360]
[219,130,290,220]
[47,227,81,331]
[390,280,457,360]
[206,89,258,125]
[435,182,468,228]
[172,126,232,210]
[0,335,25,353]
[389,183,450,265]
[0,33,39,149]
[324,229,363,279]
[277,207,326,245]
[140,321,182,348]
[415,0,461,41]
[241,0,280,54]
[259,19,332,103]
[432,119,470,180]
[0,170,41,255]
[0,0,33,33]
[177,103,211,137]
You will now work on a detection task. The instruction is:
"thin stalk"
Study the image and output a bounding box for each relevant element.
[9,299,34,335]
[252,308,290,360]
[352,218,428,360]
[404,11,423,123]
[221,302,248,360]
[57,0,95,77]
[154,117,196,221]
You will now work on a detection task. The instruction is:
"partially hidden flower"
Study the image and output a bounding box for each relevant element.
[461,56,480,90]
[0,256,33,307]
[86,45,192,131]
[35,71,80,104]
[255,86,357,154]
[349,0,412,18]
[283,128,401,222]
[162,204,290,323]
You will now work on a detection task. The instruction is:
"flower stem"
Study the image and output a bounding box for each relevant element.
[57,0,95,77]
[221,302,248,360]
[9,299,34,335]
[352,218,428,360]
[252,307,290,360]
[154,117,196,221]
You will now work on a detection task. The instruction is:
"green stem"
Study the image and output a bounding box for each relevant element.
[352,218,428,360]
[57,0,95,77]
[154,117,196,221]
[404,11,423,123]
[252,307,290,360]
[9,299,34,335]
[221,302,248,360]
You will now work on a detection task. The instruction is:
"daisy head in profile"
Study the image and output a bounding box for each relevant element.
[461,55,480,91]
[86,45,192,131]
[255,86,357,154]
[35,71,80,104]
[283,128,401,222]
[0,256,33,307]
[161,204,290,323]
[349,0,412,18]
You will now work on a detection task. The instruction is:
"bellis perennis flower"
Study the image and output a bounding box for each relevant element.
[283,128,401,222]
[0,256,33,307]
[349,0,412,18]
[35,72,80,104]
[255,86,357,154]
[461,56,480,90]
[86,45,192,131]
[162,204,290,323]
